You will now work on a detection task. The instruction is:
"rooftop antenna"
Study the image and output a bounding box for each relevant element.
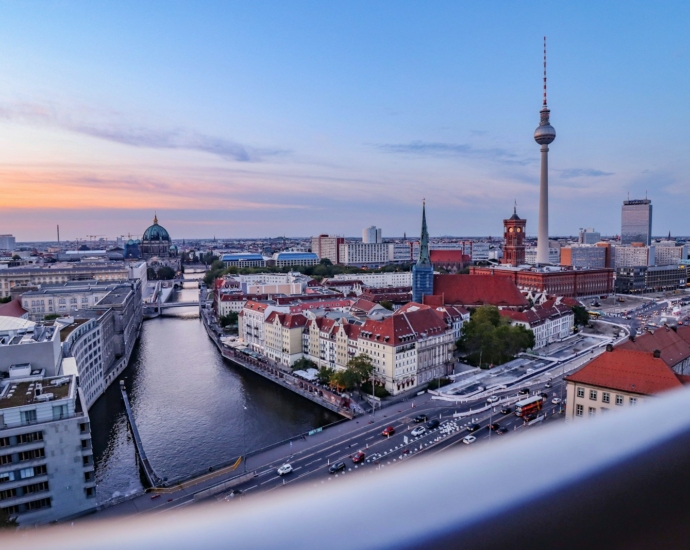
[543,36,548,106]
[57,225,60,244]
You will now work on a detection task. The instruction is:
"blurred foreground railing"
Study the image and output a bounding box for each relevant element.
[4,386,690,549]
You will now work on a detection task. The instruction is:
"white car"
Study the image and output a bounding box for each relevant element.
[462,435,477,445]
[277,463,293,476]
[552,397,562,404]
[487,396,499,403]
[411,426,426,437]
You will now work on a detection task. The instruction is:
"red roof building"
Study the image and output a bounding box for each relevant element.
[619,326,690,374]
[0,299,29,319]
[427,274,528,309]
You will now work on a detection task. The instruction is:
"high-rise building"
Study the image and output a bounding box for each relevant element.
[621,199,652,245]
[534,38,556,265]
[412,202,434,303]
[310,235,344,264]
[0,235,16,250]
[615,244,656,268]
[578,228,601,245]
[502,205,526,267]
[362,226,382,244]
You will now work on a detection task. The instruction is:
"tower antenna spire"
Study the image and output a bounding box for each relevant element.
[543,36,547,106]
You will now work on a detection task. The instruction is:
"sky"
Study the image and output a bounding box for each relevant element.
[0,1,689,242]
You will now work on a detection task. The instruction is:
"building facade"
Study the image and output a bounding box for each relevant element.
[560,245,607,269]
[310,235,344,264]
[615,245,655,268]
[621,199,652,246]
[362,226,382,244]
[501,206,526,267]
[412,202,434,303]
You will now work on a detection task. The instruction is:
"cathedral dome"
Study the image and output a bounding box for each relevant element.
[142,214,170,242]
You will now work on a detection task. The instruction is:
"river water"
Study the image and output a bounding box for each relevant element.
[89,282,339,503]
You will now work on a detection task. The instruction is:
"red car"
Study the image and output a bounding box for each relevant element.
[382,426,395,437]
[352,451,366,464]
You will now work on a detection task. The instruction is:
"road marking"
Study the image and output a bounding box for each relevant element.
[256,469,272,477]
[260,477,277,485]
[326,450,339,457]
[244,485,258,491]
[365,436,374,440]
[305,458,322,466]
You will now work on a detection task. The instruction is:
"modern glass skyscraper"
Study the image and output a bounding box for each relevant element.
[621,199,652,245]
[412,202,434,303]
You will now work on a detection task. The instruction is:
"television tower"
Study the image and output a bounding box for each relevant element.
[534,36,556,265]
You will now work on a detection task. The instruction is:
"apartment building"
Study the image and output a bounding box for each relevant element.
[565,347,687,421]
[311,235,344,264]
[500,303,574,349]
[0,371,96,525]
[263,312,308,366]
[333,272,413,288]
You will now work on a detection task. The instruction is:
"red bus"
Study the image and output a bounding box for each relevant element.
[514,395,544,417]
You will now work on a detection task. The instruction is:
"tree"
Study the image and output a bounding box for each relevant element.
[0,296,11,304]
[157,266,176,280]
[346,354,375,390]
[379,300,394,311]
[291,358,317,372]
[330,369,358,392]
[456,305,535,367]
[219,312,238,328]
[572,306,590,327]
[317,366,335,385]
[319,258,333,266]
[11,255,20,261]
[0,506,17,529]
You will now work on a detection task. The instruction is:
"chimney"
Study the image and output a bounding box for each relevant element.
[653,349,661,358]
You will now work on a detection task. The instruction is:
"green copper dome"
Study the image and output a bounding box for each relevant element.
[142,214,171,242]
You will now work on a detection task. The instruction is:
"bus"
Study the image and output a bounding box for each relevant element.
[587,311,601,320]
[515,395,544,417]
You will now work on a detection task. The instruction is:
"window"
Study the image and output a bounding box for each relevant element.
[0,488,17,501]
[630,397,637,405]
[589,407,596,417]
[616,394,624,406]
[25,497,51,510]
[20,409,37,424]
[589,390,598,401]
[23,481,49,494]
[576,387,584,398]
[52,404,68,421]
[0,437,8,448]
[18,432,43,444]
[18,448,44,462]
[0,454,11,466]
[19,467,35,479]
[0,472,15,484]
[602,392,610,404]
[575,404,583,417]
[85,487,95,498]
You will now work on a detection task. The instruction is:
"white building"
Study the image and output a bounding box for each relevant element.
[615,245,656,268]
[310,235,344,264]
[0,318,62,377]
[333,272,412,288]
[655,242,688,266]
[339,243,389,266]
[0,235,16,250]
[525,246,561,265]
[500,303,574,349]
[362,226,382,244]
[0,371,96,525]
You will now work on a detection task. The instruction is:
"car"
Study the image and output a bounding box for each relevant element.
[518,388,529,395]
[224,490,243,501]
[552,397,562,404]
[462,435,477,445]
[524,413,537,422]
[276,463,293,476]
[496,427,509,435]
[500,407,513,415]
[487,396,499,403]
[413,414,428,423]
[489,423,501,431]
[544,381,552,388]
[352,451,366,464]
[540,392,549,399]
[411,426,426,437]
[329,462,346,474]
[381,426,395,437]
[466,423,481,433]
[426,419,440,430]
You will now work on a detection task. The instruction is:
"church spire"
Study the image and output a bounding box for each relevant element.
[153,212,158,225]
[417,200,431,266]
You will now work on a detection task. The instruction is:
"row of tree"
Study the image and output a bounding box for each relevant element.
[292,355,383,395]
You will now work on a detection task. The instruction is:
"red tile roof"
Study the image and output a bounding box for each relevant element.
[359,308,448,346]
[430,274,528,308]
[619,326,690,369]
[565,348,686,396]
[0,299,28,318]
[351,298,379,313]
[266,311,308,329]
[500,303,573,326]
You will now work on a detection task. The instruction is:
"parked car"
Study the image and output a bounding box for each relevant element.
[500,407,513,415]
[329,462,346,474]
[411,426,427,437]
[277,463,293,476]
[413,414,428,423]
[426,419,440,430]
[352,451,366,464]
[463,435,477,445]
[467,423,481,433]
[381,426,395,437]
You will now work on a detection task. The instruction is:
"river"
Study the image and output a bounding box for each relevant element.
[89,281,340,503]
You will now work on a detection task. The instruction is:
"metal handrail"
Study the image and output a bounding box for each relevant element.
[4,386,690,548]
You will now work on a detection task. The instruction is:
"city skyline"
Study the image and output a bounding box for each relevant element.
[1,2,689,241]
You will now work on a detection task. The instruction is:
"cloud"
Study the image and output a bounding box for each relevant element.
[559,168,614,179]
[375,140,531,166]
[0,100,287,162]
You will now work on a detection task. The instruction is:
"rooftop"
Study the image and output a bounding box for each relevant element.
[96,286,133,306]
[0,376,73,410]
[59,319,90,342]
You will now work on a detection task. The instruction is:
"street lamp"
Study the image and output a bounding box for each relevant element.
[243,405,248,472]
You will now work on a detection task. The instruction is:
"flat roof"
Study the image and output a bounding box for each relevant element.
[96,287,132,306]
[59,319,90,342]
[0,376,72,410]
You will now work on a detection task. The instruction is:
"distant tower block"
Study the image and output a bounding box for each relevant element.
[502,203,526,267]
[534,36,556,265]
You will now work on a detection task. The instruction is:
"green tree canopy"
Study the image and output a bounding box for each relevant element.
[379,300,394,311]
[571,306,590,327]
[456,305,535,367]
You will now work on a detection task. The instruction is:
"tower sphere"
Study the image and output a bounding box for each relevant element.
[534,110,556,145]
